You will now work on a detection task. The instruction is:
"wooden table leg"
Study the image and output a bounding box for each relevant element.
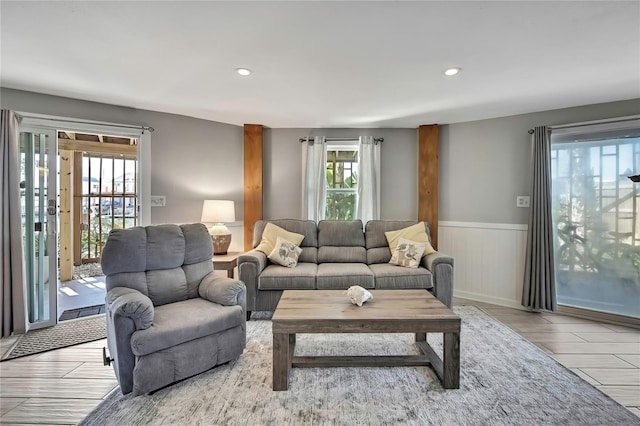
[415,332,427,342]
[443,331,460,389]
[273,332,291,391]
[226,269,233,278]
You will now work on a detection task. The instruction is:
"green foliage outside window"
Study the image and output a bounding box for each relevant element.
[325,148,358,220]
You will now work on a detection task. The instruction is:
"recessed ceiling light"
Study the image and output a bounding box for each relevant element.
[236,68,252,76]
[444,67,461,76]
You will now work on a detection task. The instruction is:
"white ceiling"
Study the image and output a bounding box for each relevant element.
[1,1,639,128]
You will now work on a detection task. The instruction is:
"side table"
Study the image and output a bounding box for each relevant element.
[213,251,241,278]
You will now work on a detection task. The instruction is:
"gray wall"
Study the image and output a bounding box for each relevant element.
[440,98,640,224]
[4,87,638,229]
[1,88,244,234]
[264,128,418,221]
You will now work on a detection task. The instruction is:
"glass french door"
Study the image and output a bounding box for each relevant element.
[19,128,58,330]
[551,121,640,319]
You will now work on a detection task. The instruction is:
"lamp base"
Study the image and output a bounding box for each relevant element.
[211,233,231,255]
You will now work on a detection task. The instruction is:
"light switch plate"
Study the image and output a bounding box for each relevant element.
[516,196,530,208]
[151,196,166,207]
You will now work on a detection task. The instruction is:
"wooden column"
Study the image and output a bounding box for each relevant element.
[244,124,263,251]
[73,152,83,265]
[418,125,439,249]
[59,150,73,281]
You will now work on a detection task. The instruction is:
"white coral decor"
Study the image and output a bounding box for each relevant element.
[344,285,373,307]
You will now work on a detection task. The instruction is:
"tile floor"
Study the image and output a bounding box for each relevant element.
[0,297,638,424]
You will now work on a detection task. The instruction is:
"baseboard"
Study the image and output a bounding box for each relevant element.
[453,290,527,311]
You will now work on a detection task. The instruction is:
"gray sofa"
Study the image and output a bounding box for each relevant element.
[101,223,246,396]
[238,219,453,317]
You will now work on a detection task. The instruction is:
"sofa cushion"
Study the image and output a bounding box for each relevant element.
[369,263,433,289]
[317,263,374,289]
[258,263,318,290]
[130,298,244,356]
[318,246,367,263]
[367,247,392,265]
[318,220,365,247]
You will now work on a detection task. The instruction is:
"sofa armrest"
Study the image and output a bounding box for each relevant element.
[422,251,454,309]
[238,250,267,312]
[105,287,154,330]
[199,272,247,307]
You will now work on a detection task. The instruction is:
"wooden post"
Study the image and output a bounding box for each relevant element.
[244,124,263,251]
[59,150,73,281]
[73,152,83,265]
[418,125,439,249]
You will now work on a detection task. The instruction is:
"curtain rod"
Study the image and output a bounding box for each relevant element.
[528,115,640,134]
[299,137,384,143]
[15,112,154,132]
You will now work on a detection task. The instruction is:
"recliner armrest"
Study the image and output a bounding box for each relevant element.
[106,287,154,330]
[199,272,246,306]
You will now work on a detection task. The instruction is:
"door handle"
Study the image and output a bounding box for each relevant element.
[47,199,56,215]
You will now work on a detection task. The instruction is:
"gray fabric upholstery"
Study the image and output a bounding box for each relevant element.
[238,219,454,312]
[318,246,367,263]
[130,298,244,356]
[369,263,433,289]
[317,263,374,289]
[318,220,365,246]
[259,263,317,290]
[102,223,246,396]
[131,325,245,396]
[199,272,247,306]
[105,287,154,330]
[367,247,392,264]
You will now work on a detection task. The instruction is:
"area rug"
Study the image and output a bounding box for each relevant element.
[1,314,106,361]
[80,307,639,425]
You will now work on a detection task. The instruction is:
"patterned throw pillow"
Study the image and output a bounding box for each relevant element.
[389,238,427,268]
[268,237,303,268]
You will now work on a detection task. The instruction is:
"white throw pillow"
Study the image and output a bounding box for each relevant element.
[268,237,303,268]
[389,238,427,268]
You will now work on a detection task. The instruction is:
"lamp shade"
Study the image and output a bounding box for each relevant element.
[201,200,235,223]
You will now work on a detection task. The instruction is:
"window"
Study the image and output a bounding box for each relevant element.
[550,118,640,319]
[325,143,358,220]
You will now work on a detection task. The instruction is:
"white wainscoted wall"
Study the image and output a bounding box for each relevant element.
[438,222,528,310]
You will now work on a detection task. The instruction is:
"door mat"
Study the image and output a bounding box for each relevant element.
[1,315,106,361]
[59,304,106,321]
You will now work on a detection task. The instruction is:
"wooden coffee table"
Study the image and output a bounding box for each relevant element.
[272,289,461,391]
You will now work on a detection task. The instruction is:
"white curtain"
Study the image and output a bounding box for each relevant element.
[302,136,327,222]
[357,136,381,224]
[1,110,27,336]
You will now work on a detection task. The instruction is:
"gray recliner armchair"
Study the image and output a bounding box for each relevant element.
[101,223,246,396]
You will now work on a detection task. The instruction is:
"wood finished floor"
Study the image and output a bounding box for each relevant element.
[0,298,639,424]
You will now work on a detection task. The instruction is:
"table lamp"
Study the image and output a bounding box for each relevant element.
[201,200,235,255]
